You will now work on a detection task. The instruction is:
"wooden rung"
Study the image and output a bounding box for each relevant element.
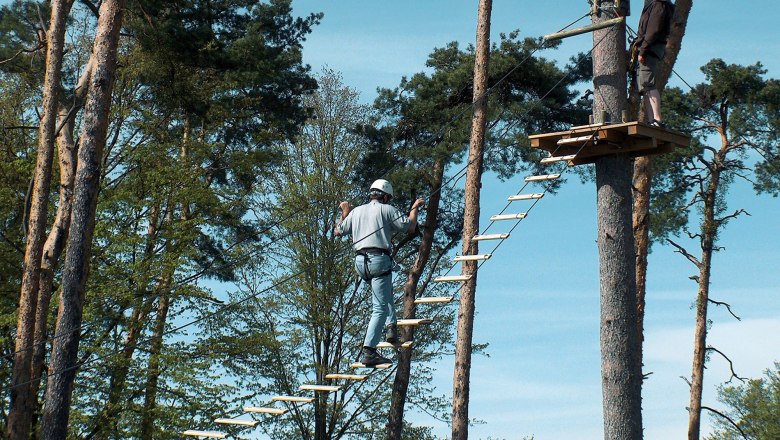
[433,275,472,282]
[454,254,491,262]
[472,233,509,241]
[557,135,596,145]
[397,318,433,326]
[351,362,392,369]
[490,213,526,221]
[325,373,367,381]
[568,122,606,130]
[377,341,414,349]
[540,154,577,164]
[525,173,560,182]
[414,296,454,304]
[272,395,314,403]
[508,193,544,201]
[300,384,340,392]
[183,431,227,439]
[214,418,258,427]
[244,406,288,415]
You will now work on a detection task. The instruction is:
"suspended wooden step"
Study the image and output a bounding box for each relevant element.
[414,296,454,304]
[569,122,606,130]
[557,135,596,145]
[434,274,472,282]
[272,395,314,403]
[351,362,392,369]
[183,431,227,439]
[540,154,577,164]
[453,254,491,262]
[544,16,625,41]
[397,318,433,326]
[214,418,258,427]
[472,233,509,241]
[325,373,367,381]
[300,384,340,392]
[377,340,414,349]
[525,174,560,182]
[507,193,543,201]
[490,213,526,221]
[529,121,691,165]
[244,406,288,415]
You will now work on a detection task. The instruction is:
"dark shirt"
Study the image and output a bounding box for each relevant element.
[636,0,672,58]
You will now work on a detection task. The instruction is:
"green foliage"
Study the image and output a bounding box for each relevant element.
[707,362,780,440]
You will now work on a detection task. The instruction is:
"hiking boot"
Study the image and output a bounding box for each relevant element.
[361,346,392,367]
[649,119,666,128]
[385,323,399,345]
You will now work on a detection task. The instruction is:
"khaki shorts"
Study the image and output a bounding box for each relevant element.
[638,54,660,93]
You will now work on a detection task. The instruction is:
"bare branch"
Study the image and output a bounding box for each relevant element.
[667,238,702,268]
[706,346,747,383]
[708,298,742,321]
[714,209,750,225]
[79,0,100,17]
[0,45,44,65]
[701,406,748,439]
[680,375,692,388]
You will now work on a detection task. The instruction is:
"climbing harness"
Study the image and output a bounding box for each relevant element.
[355,247,393,282]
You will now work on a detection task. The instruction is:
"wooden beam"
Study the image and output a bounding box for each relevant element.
[300,384,340,392]
[414,296,455,304]
[272,396,314,403]
[244,407,287,415]
[183,430,227,439]
[508,193,543,201]
[543,17,625,41]
[472,233,509,241]
[397,318,434,326]
[453,254,491,262]
[490,213,526,221]
[434,275,472,282]
[525,173,561,182]
[351,362,392,369]
[325,373,367,381]
[377,340,414,349]
[214,418,258,427]
[540,154,577,164]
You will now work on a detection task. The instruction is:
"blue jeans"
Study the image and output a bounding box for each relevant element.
[355,253,396,348]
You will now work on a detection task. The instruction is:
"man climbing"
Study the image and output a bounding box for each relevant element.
[335,179,425,366]
[633,0,674,127]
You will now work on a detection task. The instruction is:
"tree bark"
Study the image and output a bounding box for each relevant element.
[452,1,491,438]
[632,0,693,388]
[139,292,171,440]
[387,160,444,440]
[30,58,94,436]
[39,0,125,436]
[592,2,643,439]
[688,155,724,440]
[8,1,75,438]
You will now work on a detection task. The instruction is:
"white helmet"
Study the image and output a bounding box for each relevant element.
[370,179,394,198]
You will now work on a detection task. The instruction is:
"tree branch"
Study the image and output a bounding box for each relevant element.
[706,346,747,383]
[667,238,702,268]
[708,298,742,321]
[701,406,748,439]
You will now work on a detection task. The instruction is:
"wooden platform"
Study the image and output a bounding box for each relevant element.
[529,121,690,165]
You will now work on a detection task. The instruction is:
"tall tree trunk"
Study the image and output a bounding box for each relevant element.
[39,0,125,436]
[592,2,643,439]
[687,160,723,440]
[8,1,75,438]
[387,160,444,440]
[632,0,693,388]
[139,293,171,440]
[30,59,94,436]
[452,1,491,438]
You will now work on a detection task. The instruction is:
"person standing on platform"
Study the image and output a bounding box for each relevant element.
[335,179,425,366]
[633,0,674,127]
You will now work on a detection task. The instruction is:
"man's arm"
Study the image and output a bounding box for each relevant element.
[334,201,352,236]
[406,198,425,233]
[639,2,666,57]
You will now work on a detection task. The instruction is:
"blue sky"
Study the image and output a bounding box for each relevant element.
[287,1,780,439]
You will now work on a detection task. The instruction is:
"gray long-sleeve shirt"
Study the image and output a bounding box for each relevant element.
[338,200,414,251]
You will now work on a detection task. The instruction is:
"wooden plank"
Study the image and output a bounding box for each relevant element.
[414,296,455,304]
[525,173,560,182]
[433,275,472,282]
[244,407,287,415]
[543,17,625,41]
[556,136,594,145]
[508,193,543,201]
[300,384,340,392]
[325,373,367,381]
[214,418,258,427]
[377,340,414,349]
[397,318,433,326]
[183,431,227,439]
[628,123,691,146]
[490,213,526,221]
[272,395,314,403]
[351,362,392,369]
[472,233,509,241]
[453,254,491,262]
[540,154,577,164]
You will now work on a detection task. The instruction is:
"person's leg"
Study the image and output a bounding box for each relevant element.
[646,88,662,122]
[362,255,393,348]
